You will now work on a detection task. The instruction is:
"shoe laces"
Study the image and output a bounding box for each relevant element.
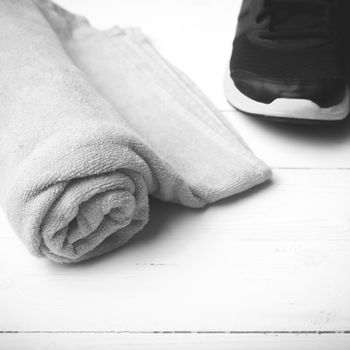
[257,0,338,40]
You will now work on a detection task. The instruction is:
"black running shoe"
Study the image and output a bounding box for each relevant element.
[224,0,349,122]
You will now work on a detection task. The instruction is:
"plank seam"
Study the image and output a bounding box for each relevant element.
[273,167,350,170]
[1,331,350,335]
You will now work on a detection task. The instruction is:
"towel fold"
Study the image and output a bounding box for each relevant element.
[0,0,271,263]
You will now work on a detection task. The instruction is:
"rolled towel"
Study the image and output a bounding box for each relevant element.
[0,0,271,263]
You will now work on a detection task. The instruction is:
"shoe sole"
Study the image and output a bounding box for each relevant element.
[224,66,350,122]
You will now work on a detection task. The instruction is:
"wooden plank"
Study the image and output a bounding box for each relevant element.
[0,170,349,332]
[222,111,350,169]
[52,0,350,169]
[1,333,350,350]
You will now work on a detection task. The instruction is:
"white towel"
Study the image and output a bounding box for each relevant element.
[0,0,271,263]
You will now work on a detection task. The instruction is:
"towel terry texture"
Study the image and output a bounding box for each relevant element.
[0,0,271,263]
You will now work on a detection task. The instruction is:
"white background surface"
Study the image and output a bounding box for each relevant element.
[1,0,350,348]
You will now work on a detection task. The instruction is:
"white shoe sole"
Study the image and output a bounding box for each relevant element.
[224,67,350,121]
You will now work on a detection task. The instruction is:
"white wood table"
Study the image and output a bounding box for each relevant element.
[1,1,350,348]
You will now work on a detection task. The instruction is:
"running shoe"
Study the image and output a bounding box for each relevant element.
[224,0,349,122]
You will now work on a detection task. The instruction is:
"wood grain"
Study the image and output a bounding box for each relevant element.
[1,171,349,333]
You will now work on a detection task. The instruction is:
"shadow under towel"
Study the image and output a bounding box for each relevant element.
[0,0,271,263]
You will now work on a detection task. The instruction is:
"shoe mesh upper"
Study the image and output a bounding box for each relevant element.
[231,34,345,81]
